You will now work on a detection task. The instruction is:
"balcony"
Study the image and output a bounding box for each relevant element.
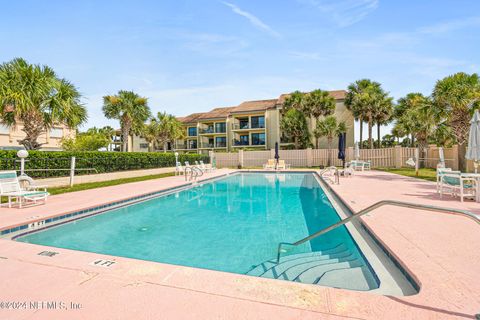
[199,127,227,134]
[232,123,265,130]
[176,143,198,150]
[200,141,227,148]
[232,139,265,147]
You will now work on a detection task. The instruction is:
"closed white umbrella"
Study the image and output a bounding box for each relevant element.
[438,147,445,168]
[466,110,480,173]
[355,142,360,160]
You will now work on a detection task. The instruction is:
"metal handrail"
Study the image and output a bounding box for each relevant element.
[276,200,480,263]
[319,166,339,184]
[184,166,204,181]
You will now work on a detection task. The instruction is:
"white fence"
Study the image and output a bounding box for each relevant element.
[214,145,462,169]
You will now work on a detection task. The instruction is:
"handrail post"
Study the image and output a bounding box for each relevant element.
[69,156,76,187]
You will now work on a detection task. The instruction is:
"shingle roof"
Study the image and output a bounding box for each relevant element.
[196,107,236,120]
[229,99,278,113]
[276,90,346,104]
[177,90,345,123]
[177,113,205,124]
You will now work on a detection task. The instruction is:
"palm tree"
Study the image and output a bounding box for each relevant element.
[103,90,151,152]
[144,112,185,152]
[0,58,87,149]
[373,93,394,148]
[304,89,336,148]
[433,72,480,171]
[345,79,382,149]
[282,91,306,114]
[314,115,347,166]
[280,108,310,149]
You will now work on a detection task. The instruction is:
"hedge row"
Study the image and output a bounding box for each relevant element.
[0,150,209,178]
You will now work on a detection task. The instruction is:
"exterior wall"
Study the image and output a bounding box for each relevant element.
[130,134,150,152]
[265,108,280,149]
[0,122,74,150]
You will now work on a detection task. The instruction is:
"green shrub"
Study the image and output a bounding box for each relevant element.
[0,151,209,178]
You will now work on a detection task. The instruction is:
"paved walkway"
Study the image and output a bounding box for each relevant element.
[0,170,478,319]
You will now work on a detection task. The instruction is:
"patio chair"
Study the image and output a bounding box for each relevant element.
[350,160,365,171]
[436,168,460,193]
[263,159,275,170]
[339,162,355,177]
[0,171,49,208]
[277,160,291,170]
[440,173,476,202]
[200,160,214,172]
[363,160,371,170]
[197,161,211,173]
[175,162,184,175]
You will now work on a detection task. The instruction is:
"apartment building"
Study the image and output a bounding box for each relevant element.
[0,122,75,150]
[175,90,354,154]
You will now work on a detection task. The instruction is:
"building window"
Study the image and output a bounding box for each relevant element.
[139,143,149,149]
[188,127,197,136]
[188,140,197,149]
[240,135,249,145]
[215,122,226,133]
[251,116,265,129]
[251,133,265,145]
[49,127,63,138]
[0,123,9,135]
[239,118,249,129]
[215,136,226,148]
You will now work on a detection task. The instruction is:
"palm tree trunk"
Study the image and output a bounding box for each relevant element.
[294,136,299,149]
[411,134,415,147]
[368,117,373,149]
[359,119,363,149]
[121,124,130,152]
[377,122,382,148]
[327,138,332,166]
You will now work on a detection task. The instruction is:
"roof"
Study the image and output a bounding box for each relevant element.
[229,99,278,114]
[276,90,346,105]
[196,107,236,120]
[177,113,205,124]
[177,89,346,123]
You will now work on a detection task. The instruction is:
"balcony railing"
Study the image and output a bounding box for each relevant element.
[216,141,227,148]
[232,139,265,146]
[176,143,198,150]
[232,123,265,130]
[200,141,227,148]
[199,128,227,134]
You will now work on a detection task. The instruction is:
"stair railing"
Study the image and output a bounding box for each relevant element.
[276,200,480,263]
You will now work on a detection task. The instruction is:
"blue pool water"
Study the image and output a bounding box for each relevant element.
[17,173,377,287]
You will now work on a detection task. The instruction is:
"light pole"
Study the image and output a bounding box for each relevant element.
[17,149,29,177]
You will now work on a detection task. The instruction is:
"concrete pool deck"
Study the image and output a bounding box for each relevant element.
[0,169,479,319]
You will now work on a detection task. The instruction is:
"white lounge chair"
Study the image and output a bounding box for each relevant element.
[277,160,290,170]
[263,159,275,170]
[440,173,476,202]
[196,161,210,173]
[200,160,214,172]
[436,168,460,193]
[0,171,49,208]
[175,162,184,175]
[339,162,354,177]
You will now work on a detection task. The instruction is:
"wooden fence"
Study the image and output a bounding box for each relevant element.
[214,145,466,170]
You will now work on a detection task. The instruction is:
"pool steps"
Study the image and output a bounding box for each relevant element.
[246,244,378,290]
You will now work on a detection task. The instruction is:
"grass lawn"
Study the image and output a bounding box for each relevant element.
[48,172,175,195]
[376,167,437,182]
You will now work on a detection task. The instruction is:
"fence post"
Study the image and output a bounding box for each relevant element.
[238,150,244,168]
[70,157,76,187]
[414,148,419,176]
[394,146,402,168]
[306,148,313,167]
[346,147,353,163]
[270,148,275,159]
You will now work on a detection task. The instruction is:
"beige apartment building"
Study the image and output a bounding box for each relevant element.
[0,122,75,150]
[174,90,354,154]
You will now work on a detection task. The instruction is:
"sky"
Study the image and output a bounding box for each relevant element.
[1,0,479,139]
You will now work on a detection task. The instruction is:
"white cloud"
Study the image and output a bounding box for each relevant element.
[300,0,379,27]
[221,2,281,38]
[418,16,480,35]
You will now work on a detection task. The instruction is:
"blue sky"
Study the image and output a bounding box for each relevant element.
[1,0,479,138]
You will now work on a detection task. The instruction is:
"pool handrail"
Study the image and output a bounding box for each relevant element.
[276,200,480,263]
[319,166,340,184]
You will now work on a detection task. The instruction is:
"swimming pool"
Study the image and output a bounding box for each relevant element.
[17,172,382,290]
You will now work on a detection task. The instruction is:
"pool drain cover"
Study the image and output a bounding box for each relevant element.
[38,251,59,257]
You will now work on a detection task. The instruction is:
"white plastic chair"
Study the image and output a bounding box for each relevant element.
[440,173,476,202]
[0,171,49,208]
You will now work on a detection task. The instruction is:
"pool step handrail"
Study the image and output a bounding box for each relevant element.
[276,200,480,263]
[184,165,204,181]
[319,166,340,185]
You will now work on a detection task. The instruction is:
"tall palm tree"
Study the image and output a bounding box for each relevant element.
[304,89,336,148]
[345,79,382,149]
[433,72,480,171]
[0,58,87,149]
[373,93,394,148]
[314,115,347,166]
[144,112,185,152]
[103,90,151,152]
